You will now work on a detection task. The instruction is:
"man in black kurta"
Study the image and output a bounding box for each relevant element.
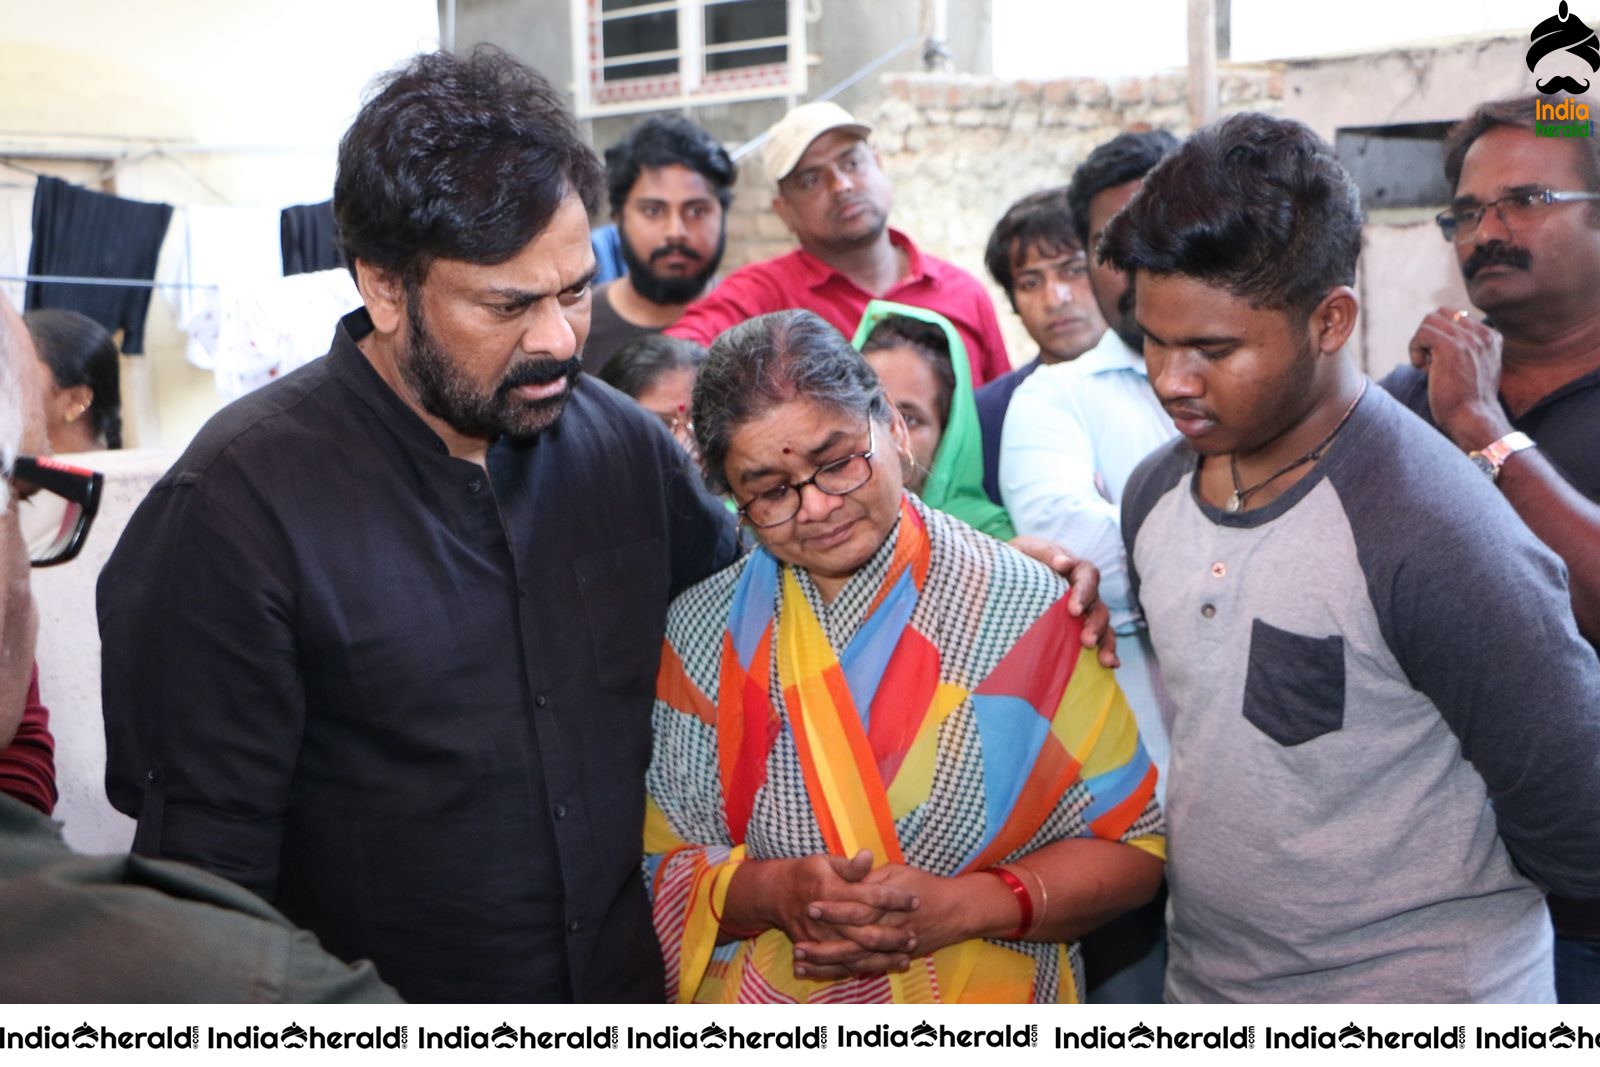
[97,49,738,1003]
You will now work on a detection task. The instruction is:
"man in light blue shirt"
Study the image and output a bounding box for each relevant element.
[1002,130,1178,789]
[999,129,1178,1004]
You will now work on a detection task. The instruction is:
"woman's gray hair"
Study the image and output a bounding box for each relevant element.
[693,309,890,495]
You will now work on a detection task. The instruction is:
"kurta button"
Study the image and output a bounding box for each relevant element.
[146,768,161,783]
[467,478,483,494]
[535,693,548,708]
[567,920,581,933]
[1201,603,1217,618]
[554,804,568,820]
[1211,562,1227,578]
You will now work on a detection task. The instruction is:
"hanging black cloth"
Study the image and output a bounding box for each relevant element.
[24,176,173,355]
[280,200,345,276]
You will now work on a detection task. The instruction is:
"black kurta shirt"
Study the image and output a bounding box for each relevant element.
[98,309,739,1002]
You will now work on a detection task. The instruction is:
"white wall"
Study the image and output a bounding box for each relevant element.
[1,0,438,450]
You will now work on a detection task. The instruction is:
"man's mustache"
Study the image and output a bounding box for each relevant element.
[1462,240,1533,280]
[650,241,702,263]
[1537,75,1592,94]
[500,355,581,391]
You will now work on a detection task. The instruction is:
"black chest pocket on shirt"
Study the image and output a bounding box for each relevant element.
[572,538,669,694]
[1242,619,1345,747]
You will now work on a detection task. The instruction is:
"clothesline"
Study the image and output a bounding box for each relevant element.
[0,272,219,291]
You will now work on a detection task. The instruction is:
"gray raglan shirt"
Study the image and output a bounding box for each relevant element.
[1122,385,1600,1003]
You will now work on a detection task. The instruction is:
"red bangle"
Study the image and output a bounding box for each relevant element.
[982,866,1033,941]
[708,874,764,940]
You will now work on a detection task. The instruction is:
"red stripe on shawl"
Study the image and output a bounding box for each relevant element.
[1089,763,1159,840]
[973,596,1083,711]
[659,642,716,726]
[963,736,1082,873]
[866,627,940,787]
[719,630,778,843]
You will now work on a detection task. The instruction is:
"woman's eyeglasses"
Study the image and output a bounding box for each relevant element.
[8,455,103,567]
[735,424,876,529]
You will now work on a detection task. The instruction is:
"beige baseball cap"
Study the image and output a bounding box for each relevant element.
[761,101,874,183]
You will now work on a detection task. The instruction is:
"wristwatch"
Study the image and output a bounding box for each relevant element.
[1468,431,1535,482]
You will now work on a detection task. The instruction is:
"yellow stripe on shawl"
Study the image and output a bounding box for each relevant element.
[884,681,969,820]
[776,567,903,866]
[1050,646,1126,766]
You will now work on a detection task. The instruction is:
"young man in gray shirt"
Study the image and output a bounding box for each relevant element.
[1103,112,1600,1002]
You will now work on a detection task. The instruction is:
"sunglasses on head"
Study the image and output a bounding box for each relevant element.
[8,455,103,567]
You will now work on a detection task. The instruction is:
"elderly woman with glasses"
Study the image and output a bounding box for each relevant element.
[645,310,1164,1004]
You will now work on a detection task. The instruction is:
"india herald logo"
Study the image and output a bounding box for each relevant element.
[1528,2,1600,94]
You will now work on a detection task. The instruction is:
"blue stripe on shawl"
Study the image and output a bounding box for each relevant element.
[728,551,779,669]
[964,693,1052,864]
[1078,739,1154,830]
[838,566,919,728]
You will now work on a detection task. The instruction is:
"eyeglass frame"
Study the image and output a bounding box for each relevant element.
[7,455,104,567]
[734,422,877,529]
[1435,188,1600,242]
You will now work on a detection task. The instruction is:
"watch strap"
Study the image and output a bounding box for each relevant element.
[1469,431,1535,482]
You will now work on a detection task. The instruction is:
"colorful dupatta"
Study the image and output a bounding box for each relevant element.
[647,494,1161,1004]
[852,300,1016,541]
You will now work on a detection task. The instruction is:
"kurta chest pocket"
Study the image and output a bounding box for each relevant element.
[1242,619,1345,747]
[572,538,669,694]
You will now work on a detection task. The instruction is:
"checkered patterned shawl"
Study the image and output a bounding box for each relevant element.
[646,493,1163,1003]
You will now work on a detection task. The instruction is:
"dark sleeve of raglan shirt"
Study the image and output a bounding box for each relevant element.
[1120,441,1193,623]
[1338,414,1600,899]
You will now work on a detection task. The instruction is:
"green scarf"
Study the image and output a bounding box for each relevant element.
[852,300,1016,541]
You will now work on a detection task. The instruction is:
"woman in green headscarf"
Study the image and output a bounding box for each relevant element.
[854,300,1016,540]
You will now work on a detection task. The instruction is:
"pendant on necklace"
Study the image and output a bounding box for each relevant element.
[1224,492,1244,513]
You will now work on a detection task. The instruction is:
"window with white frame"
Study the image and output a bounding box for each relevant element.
[571,0,808,117]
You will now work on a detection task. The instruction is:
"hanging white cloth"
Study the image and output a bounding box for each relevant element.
[209,269,361,399]
[160,204,283,369]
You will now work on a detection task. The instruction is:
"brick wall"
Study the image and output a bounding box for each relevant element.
[719,67,1282,365]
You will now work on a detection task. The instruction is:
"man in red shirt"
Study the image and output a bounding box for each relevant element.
[668,102,1011,384]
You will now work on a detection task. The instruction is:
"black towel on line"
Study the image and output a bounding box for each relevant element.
[24,176,173,355]
[280,200,345,276]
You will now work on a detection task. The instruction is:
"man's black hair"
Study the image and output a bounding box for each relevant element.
[333,46,603,287]
[1066,129,1180,247]
[1443,94,1600,206]
[1101,112,1362,318]
[605,116,737,217]
[983,187,1083,310]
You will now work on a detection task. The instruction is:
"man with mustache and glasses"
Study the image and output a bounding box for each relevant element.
[582,117,735,375]
[668,102,1013,387]
[1381,94,1600,1003]
[998,131,1178,1003]
[1112,112,1600,1003]
[97,48,738,1003]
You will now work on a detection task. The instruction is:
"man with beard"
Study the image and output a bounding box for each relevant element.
[996,130,1179,1005]
[1110,112,1600,1002]
[582,117,735,374]
[96,48,739,1003]
[1381,94,1600,1002]
[668,102,1012,386]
